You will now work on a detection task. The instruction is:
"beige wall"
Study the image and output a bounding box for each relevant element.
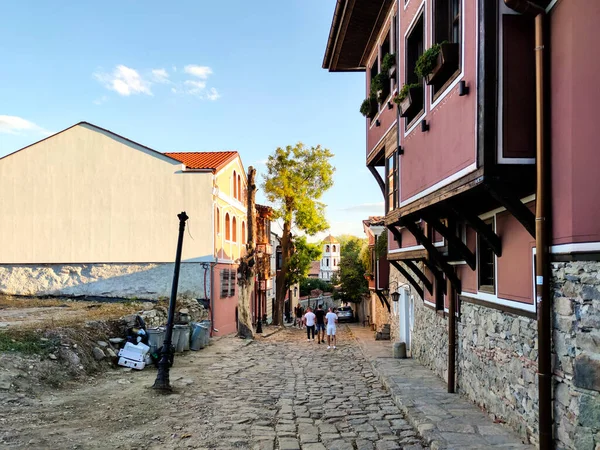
[214,158,247,262]
[0,124,214,263]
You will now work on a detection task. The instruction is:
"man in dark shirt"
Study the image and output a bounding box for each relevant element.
[314,304,326,344]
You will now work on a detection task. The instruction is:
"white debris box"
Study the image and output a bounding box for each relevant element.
[118,342,150,363]
[117,356,146,370]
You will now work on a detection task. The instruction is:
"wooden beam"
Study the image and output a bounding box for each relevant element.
[368,165,386,198]
[421,213,477,270]
[386,225,402,247]
[389,261,424,300]
[403,260,433,295]
[375,289,391,313]
[485,184,535,238]
[449,204,502,257]
[402,220,462,294]
[421,258,445,285]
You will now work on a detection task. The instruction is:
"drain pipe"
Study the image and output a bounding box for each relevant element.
[504,1,551,448]
[447,271,456,393]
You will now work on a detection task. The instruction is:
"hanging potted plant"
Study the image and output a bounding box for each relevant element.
[393,83,423,117]
[415,41,459,86]
[381,53,397,77]
[360,95,378,119]
[370,72,390,104]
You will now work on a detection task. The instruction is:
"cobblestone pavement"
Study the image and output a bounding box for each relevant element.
[0,325,427,450]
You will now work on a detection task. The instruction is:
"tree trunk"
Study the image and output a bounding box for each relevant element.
[274,220,291,326]
[236,167,257,339]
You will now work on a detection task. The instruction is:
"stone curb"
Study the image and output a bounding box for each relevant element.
[348,327,448,450]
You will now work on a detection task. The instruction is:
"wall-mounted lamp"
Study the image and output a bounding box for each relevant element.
[397,145,404,155]
[375,119,381,127]
[387,101,394,110]
[459,80,469,96]
[420,119,429,132]
[388,280,410,301]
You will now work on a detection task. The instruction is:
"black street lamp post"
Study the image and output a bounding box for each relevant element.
[152,211,189,392]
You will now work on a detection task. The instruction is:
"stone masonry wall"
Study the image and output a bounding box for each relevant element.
[0,263,211,301]
[457,302,539,442]
[410,298,449,382]
[552,261,600,450]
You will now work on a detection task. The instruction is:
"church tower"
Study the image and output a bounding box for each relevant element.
[319,235,340,282]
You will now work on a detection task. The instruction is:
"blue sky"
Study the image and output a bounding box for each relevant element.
[0,0,384,238]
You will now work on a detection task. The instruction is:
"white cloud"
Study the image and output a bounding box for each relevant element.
[151,68,169,83]
[184,65,213,79]
[206,87,220,101]
[185,79,207,92]
[0,115,51,136]
[94,65,152,96]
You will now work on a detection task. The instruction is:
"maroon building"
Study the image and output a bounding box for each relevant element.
[324,0,600,448]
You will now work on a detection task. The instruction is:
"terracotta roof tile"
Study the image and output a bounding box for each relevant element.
[165,151,238,171]
[322,234,339,244]
[309,261,321,276]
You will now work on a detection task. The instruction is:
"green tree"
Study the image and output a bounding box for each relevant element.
[262,143,335,325]
[299,277,331,297]
[333,239,369,303]
[287,236,322,287]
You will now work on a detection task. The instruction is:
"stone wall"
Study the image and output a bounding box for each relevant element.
[371,291,392,333]
[410,298,449,382]
[552,260,600,450]
[457,301,538,442]
[0,263,211,301]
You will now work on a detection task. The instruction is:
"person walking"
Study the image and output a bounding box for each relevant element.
[314,304,326,344]
[325,307,338,349]
[296,305,304,328]
[304,307,316,341]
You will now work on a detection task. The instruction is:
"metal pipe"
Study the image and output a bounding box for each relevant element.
[503,2,551,447]
[534,13,552,450]
[153,211,189,392]
[447,271,456,394]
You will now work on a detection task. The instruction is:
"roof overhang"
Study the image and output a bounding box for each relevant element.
[323,0,395,72]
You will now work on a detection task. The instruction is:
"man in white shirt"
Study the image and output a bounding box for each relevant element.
[325,307,338,349]
[304,307,316,341]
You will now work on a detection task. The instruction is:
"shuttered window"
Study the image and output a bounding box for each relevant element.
[220,269,237,298]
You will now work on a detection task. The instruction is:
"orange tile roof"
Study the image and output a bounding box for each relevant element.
[165,151,238,171]
[309,261,321,276]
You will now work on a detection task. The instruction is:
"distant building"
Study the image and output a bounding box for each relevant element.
[308,261,320,279]
[319,235,340,281]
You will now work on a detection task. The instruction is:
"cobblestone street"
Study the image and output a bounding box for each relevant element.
[0,326,426,450]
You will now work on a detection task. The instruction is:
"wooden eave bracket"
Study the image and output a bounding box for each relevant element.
[421,258,445,285]
[402,260,434,295]
[448,204,503,257]
[485,183,536,238]
[389,261,425,300]
[375,289,391,312]
[368,165,386,198]
[386,225,402,247]
[402,220,462,294]
[421,212,477,270]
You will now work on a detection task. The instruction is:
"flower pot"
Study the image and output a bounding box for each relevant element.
[425,42,459,86]
[399,86,424,118]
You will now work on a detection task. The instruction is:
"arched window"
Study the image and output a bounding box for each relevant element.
[237,174,241,201]
[225,213,231,240]
[216,207,220,234]
[333,259,336,266]
[232,216,237,242]
[242,221,246,243]
[333,245,336,252]
[233,171,237,200]
[326,245,330,253]
[326,258,329,267]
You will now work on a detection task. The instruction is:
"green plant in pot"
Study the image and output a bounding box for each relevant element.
[394,83,422,117]
[381,53,396,75]
[360,95,378,119]
[415,40,457,85]
[370,72,390,103]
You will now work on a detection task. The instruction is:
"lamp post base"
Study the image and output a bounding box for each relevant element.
[256,319,263,334]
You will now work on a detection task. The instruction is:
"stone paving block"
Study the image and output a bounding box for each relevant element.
[375,440,402,450]
[301,444,327,450]
[277,437,300,450]
[326,440,356,450]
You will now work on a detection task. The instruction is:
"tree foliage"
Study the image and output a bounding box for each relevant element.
[299,277,331,297]
[333,239,369,303]
[262,143,335,325]
[287,236,322,287]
